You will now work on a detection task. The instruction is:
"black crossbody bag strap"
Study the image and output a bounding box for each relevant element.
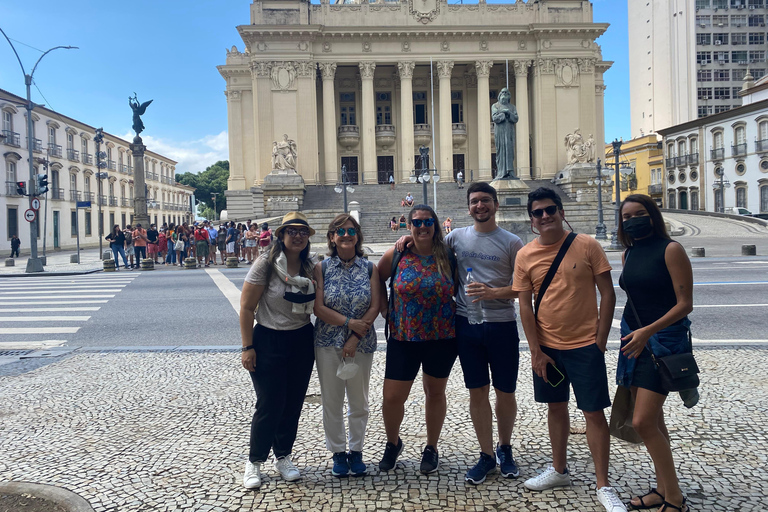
[534,232,576,319]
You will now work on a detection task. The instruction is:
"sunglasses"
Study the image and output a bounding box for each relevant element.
[530,205,560,218]
[336,227,357,237]
[411,218,435,228]
[285,227,310,238]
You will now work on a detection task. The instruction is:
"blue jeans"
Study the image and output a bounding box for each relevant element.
[111,244,128,269]
[166,240,176,264]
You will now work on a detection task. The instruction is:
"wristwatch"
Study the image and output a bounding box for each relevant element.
[241,345,254,352]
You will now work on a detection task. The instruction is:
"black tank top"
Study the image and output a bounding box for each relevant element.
[619,236,683,331]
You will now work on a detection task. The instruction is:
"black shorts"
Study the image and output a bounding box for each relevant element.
[629,350,668,396]
[384,338,458,381]
[456,316,520,393]
[533,343,611,412]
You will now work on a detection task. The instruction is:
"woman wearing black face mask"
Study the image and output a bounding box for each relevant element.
[616,194,694,512]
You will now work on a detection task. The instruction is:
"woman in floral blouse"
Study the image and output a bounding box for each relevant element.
[313,214,380,478]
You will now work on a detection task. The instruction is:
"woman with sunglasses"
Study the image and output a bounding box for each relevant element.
[376,205,457,474]
[617,195,693,512]
[240,212,317,489]
[313,214,380,478]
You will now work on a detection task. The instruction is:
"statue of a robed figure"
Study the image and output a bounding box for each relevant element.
[491,87,518,179]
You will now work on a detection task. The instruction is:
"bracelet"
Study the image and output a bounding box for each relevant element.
[241,345,254,352]
[343,317,350,329]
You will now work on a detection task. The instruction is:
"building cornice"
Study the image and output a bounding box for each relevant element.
[657,98,768,136]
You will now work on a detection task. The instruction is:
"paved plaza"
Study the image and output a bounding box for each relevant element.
[1,347,766,511]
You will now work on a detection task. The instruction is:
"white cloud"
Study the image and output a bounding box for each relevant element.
[119,131,229,174]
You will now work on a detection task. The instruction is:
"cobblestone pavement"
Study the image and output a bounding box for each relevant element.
[1,348,766,511]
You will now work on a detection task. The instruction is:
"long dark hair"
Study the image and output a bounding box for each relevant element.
[618,194,670,248]
[326,213,364,258]
[264,230,313,283]
[407,204,452,279]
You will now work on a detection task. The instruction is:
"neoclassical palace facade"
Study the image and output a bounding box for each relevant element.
[219,0,611,192]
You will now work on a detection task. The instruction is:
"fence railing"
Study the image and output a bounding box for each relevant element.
[67,148,80,162]
[48,143,62,158]
[51,187,64,200]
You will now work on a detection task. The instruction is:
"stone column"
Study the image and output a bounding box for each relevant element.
[252,62,273,185]
[398,62,415,182]
[533,59,557,179]
[578,58,597,152]
[296,61,319,183]
[476,60,493,180]
[514,60,532,177]
[359,61,377,184]
[437,61,454,181]
[319,63,338,185]
[130,136,149,228]
[226,90,245,189]
[595,83,607,163]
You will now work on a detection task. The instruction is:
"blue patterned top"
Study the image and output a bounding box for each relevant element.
[314,256,377,353]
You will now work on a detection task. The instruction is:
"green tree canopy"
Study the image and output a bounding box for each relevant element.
[176,160,229,218]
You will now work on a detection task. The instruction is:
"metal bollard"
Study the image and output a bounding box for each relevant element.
[102,250,113,260]
[103,259,116,272]
[70,254,79,263]
[140,258,155,270]
[691,247,706,257]
[5,258,14,267]
[184,257,197,269]
[742,245,757,256]
[226,256,239,268]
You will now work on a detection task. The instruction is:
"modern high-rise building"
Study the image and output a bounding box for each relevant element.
[629,0,768,137]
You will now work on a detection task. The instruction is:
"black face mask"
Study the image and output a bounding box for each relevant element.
[622,216,653,239]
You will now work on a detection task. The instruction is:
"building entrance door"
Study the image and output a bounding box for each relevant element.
[452,154,465,181]
[341,156,359,185]
[53,211,60,249]
[377,156,394,184]
[679,190,688,210]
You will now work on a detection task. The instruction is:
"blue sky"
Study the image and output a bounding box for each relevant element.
[0,0,629,174]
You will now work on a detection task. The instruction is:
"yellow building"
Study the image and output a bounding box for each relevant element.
[603,135,664,205]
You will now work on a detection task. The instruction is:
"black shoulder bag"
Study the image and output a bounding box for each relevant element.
[534,232,577,319]
[620,251,700,392]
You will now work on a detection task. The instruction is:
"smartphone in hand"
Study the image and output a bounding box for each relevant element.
[546,362,565,388]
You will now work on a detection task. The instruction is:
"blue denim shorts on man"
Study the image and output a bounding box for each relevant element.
[532,343,611,412]
[456,316,520,393]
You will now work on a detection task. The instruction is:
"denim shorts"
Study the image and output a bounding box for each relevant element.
[456,316,520,393]
[385,338,458,381]
[533,343,611,412]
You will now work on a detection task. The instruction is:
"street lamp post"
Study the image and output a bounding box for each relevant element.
[334,165,355,213]
[94,128,108,258]
[409,146,440,207]
[210,192,218,220]
[713,168,730,213]
[609,139,624,250]
[588,158,610,240]
[1,28,77,272]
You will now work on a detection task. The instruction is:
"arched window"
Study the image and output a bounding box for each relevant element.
[121,184,126,198]
[668,191,676,209]
[736,186,747,208]
[714,131,724,149]
[760,120,768,142]
[677,140,687,157]
[761,184,768,212]
[714,188,723,212]
[690,137,698,155]
[735,125,746,144]
[690,188,700,211]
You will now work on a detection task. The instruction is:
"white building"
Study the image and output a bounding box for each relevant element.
[1,88,195,254]
[657,73,768,214]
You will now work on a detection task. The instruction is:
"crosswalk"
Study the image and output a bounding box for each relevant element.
[0,274,138,350]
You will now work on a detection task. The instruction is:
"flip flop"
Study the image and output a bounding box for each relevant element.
[659,498,688,512]
[629,488,665,510]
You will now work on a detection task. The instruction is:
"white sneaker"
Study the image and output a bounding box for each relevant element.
[523,466,571,491]
[274,455,301,482]
[243,461,262,489]
[597,486,628,512]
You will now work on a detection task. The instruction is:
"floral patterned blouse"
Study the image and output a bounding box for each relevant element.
[314,256,377,353]
[389,251,455,342]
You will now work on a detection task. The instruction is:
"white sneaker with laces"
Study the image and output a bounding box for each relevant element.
[274,455,301,482]
[597,486,628,512]
[523,466,571,491]
[243,461,262,489]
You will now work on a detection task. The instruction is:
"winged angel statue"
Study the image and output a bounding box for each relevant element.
[129,93,153,136]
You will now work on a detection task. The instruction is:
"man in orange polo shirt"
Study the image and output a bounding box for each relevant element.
[132,224,148,268]
[513,188,624,512]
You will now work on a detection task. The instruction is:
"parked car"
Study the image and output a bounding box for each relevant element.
[725,207,753,216]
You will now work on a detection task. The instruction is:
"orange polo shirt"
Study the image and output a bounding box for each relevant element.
[132,228,147,247]
[512,232,612,350]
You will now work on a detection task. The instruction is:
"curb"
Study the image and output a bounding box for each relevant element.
[0,268,102,278]
[0,481,94,512]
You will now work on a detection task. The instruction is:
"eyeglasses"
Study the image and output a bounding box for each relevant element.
[469,197,494,206]
[336,227,357,237]
[285,227,311,238]
[530,205,559,218]
[410,218,435,228]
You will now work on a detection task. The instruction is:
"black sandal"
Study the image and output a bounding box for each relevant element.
[659,498,688,512]
[629,488,665,510]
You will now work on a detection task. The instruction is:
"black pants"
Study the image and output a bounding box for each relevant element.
[134,246,146,264]
[249,323,314,463]
[11,248,19,258]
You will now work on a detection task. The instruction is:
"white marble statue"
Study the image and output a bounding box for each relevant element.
[271,134,297,172]
[564,129,595,164]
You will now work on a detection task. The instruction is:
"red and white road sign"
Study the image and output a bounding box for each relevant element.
[24,209,37,222]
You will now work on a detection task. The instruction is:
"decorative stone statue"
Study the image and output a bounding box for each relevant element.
[419,145,429,171]
[271,134,298,172]
[564,129,596,164]
[129,93,153,137]
[491,87,518,179]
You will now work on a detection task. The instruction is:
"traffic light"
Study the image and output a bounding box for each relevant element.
[16,181,26,196]
[36,174,49,195]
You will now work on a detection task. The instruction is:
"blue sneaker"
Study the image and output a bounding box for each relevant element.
[347,451,367,477]
[496,444,520,478]
[331,452,350,477]
[465,452,497,485]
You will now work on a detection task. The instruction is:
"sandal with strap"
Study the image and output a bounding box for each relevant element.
[659,498,688,512]
[629,488,665,510]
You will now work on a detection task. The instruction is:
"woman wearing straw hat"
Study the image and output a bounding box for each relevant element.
[240,212,317,489]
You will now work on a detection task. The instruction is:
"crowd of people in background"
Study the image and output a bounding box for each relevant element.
[103,219,272,270]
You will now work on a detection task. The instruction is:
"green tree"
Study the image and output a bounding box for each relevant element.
[176,160,229,218]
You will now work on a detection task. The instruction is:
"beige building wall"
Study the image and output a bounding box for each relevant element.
[219,0,611,189]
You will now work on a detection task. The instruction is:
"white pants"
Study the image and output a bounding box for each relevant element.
[314,346,374,454]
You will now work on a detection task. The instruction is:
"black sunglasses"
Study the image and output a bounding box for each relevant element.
[411,218,435,228]
[336,227,357,237]
[530,205,560,218]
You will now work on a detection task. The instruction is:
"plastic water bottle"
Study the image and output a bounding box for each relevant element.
[465,267,484,325]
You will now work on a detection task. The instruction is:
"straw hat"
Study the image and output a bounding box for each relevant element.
[274,211,316,238]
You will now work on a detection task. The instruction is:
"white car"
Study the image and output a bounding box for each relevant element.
[725,207,753,216]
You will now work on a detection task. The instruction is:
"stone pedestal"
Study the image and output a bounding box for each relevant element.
[552,163,605,203]
[130,136,150,229]
[225,187,265,220]
[262,171,306,217]
[491,178,530,207]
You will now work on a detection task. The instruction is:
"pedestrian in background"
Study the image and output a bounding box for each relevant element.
[147,224,159,263]
[313,214,380,478]
[105,225,128,270]
[456,170,464,189]
[166,223,177,265]
[617,194,693,512]
[194,223,210,268]
[173,225,186,266]
[207,221,218,265]
[226,222,238,258]
[240,212,317,489]
[124,225,135,270]
[133,224,148,264]
[376,204,457,475]
[258,223,273,256]
[389,173,395,190]
[158,228,167,263]
[245,223,259,264]
[390,217,399,232]
[217,225,227,264]
[10,234,20,258]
